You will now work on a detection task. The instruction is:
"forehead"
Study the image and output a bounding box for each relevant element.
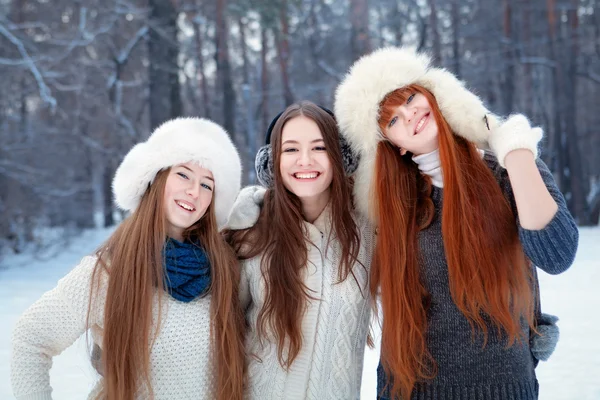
[281,116,323,142]
[175,162,213,178]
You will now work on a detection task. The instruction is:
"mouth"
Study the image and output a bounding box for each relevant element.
[175,200,196,212]
[292,171,321,181]
[414,113,430,135]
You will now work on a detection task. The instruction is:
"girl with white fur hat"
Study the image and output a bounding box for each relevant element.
[335,47,579,400]
[11,118,245,400]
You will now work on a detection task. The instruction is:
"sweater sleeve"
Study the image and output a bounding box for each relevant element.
[11,256,106,400]
[486,154,579,274]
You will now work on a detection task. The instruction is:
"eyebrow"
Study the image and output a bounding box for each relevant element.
[181,165,214,181]
[282,138,325,145]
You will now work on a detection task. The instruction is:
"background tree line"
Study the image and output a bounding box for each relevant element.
[1,0,598,257]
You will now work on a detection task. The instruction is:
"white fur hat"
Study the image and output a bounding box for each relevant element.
[334,46,498,221]
[112,117,242,228]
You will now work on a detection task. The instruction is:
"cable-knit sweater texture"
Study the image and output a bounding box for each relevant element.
[239,206,376,400]
[377,154,579,400]
[11,256,215,400]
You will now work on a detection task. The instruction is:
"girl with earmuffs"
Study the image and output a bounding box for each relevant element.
[11,118,246,400]
[225,101,376,399]
[334,47,579,399]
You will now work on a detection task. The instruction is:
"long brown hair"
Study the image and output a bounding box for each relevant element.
[226,101,362,368]
[373,85,534,399]
[88,168,245,400]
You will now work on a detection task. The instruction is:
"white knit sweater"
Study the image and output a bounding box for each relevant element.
[239,206,376,400]
[11,255,215,400]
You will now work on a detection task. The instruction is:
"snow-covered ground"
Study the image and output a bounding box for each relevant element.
[1,227,599,399]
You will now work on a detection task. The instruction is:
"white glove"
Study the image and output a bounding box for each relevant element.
[488,114,543,168]
[225,185,267,230]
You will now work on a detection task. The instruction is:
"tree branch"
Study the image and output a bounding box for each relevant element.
[0,22,56,108]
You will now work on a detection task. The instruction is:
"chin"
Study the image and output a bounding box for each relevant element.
[292,187,329,199]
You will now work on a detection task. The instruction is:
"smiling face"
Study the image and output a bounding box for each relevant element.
[382,91,439,156]
[279,115,333,204]
[163,162,214,241]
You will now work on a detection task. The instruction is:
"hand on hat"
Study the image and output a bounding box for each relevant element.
[488,114,543,168]
[225,185,267,230]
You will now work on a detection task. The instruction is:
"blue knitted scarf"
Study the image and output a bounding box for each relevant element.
[163,238,211,302]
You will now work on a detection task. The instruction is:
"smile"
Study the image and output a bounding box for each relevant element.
[415,113,430,134]
[175,200,196,212]
[293,172,321,180]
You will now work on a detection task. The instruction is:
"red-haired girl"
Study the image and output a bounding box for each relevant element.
[335,48,578,400]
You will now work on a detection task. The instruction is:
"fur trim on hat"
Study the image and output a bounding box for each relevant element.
[334,47,498,221]
[112,117,242,229]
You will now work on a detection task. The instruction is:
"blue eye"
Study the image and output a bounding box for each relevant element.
[201,183,213,191]
[388,116,398,128]
[407,94,415,104]
[177,172,189,179]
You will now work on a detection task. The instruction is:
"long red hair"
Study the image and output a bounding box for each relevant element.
[373,85,534,399]
[88,168,245,400]
[225,101,363,369]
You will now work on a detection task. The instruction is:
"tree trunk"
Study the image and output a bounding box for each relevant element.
[427,0,442,65]
[276,0,294,105]
[451,0,461,78]
[521,0,532,111]
[546,0,565,188]
[259,23,270,140]
[148,0,181,130]
[502,0,515,114]
[564,0,589,223]
[103,162,115,227]
[393,2,404,45]
[215,0,236,135]
[194,13,211,118]
[350,0,370,61]
[238,16,250,85]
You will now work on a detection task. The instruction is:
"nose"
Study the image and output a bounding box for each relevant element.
[398,105,416,123]
[296,148,313,166]
[185,183,200,199]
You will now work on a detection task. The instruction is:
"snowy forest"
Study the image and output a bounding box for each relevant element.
[1,0,599,257]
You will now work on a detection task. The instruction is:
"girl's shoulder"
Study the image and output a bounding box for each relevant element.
[56,254,108,296]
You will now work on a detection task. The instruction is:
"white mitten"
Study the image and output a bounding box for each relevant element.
[225,185,267,230]
[488,114,543,168]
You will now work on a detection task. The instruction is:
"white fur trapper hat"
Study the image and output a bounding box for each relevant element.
[112,117,242,229]
[334,46,498,222]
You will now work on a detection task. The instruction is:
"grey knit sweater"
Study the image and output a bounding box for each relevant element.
[377,154,579,400]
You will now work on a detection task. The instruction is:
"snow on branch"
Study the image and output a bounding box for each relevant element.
[116,26,148,64]
[0,22,56,109]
